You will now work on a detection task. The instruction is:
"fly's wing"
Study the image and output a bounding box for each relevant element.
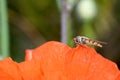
[95,40,107,45]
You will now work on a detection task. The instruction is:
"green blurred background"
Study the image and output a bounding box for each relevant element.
[1,0,120,68]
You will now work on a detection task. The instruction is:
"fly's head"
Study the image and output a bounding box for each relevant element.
[73,36,88,46]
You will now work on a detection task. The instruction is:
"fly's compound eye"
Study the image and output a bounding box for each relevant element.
[73,37,81,47]
[73,38,78,43]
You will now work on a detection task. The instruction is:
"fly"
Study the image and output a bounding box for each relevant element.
[73,36,107,47]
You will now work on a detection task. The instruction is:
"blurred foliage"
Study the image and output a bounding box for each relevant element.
[0,0,9,59]
[8,0,60,62]
[2,0,120,69]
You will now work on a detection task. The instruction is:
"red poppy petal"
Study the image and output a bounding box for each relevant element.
[65,46,120,80]
[115,73,120,80]
[0,58,42,80]
[25,49,33,61]
[31,41,120,80]
[0,57,22,80]
[31,41,71,80]
[0,41,119,80]
[18,60,42,80]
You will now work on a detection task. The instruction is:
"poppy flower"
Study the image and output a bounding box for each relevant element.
[0,41,120,80]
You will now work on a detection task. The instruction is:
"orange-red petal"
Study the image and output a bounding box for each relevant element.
[0,57,22,80]
[30,41,120,80]
[25,49,33,61]
[18,60,41,80]
[0,41,120,80]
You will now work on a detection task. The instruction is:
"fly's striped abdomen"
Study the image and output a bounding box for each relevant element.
[85,39,103,47]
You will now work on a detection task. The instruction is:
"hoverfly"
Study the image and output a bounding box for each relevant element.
[73,36,107,47]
